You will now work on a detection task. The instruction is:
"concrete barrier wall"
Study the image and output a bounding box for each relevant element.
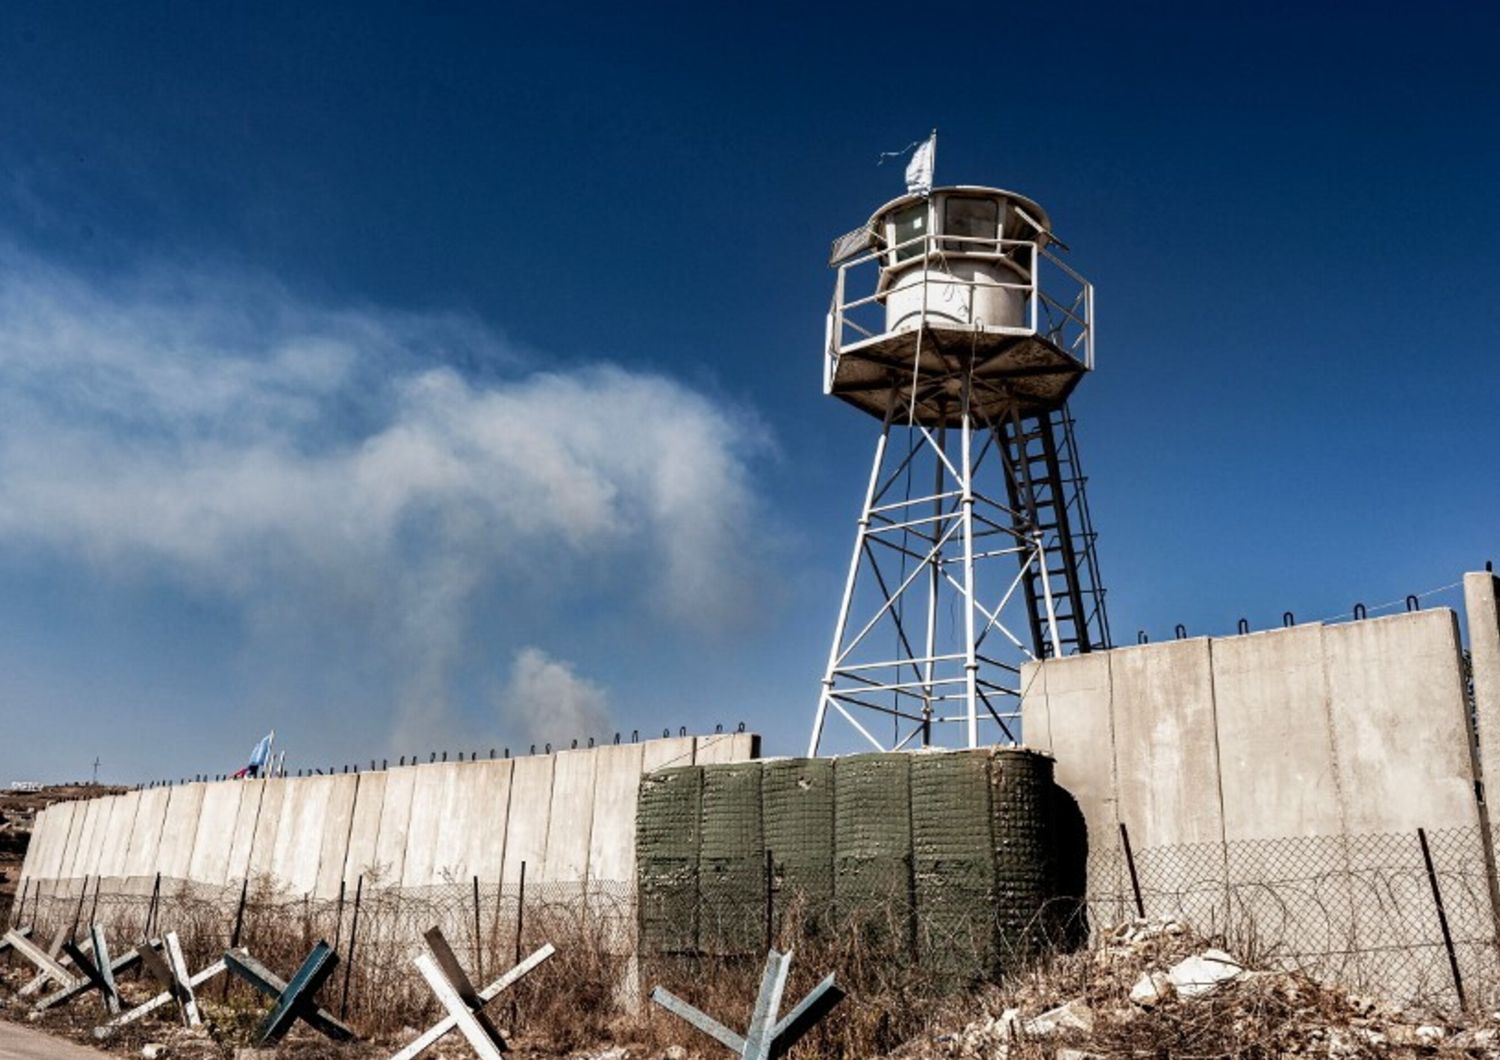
[19,733,760,902]
[1023,608,1483,856]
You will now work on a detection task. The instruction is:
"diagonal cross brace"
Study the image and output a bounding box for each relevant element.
[18,928,74,998]
[135,932,204,1027]
[0,926,33,955]
[649,948,846,1060]
[224,944,354,1044]
[61,925,121,1015]
[98,954,227,1036]
[35,942,149,1011]
[4,928,77,993]
[388,930,556,1060]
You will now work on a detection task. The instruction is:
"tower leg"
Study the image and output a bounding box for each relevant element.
[810,424,890,757]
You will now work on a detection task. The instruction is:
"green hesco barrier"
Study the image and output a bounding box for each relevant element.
[762,758,835,925]
[990,749,1054,959]
[635,748,1075,984]
[698,763,765,953]
[637,766,703,954]
[911,750,997,980]
[833,753,913,949]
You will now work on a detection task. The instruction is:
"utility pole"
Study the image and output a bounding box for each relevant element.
[91,757,100,785]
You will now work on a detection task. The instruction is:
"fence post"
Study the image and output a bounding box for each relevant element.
[1418,828,1468,1011]
[764,848,774,952]
[146,873,162,938]
[340,874,364,1020]
[472,875,483,981]
[68,876,89,943]
[333,879,347,952]
[224,877,250,1002]
[87,875,102,929]
[1119,822,1146,919]
[511,861,526,1035]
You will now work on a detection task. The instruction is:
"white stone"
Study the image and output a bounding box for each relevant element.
[1024,999,1094,1036]
[1166,951,1243,999]
[141,1046,168,1060]
[1129,970,1172,1007]
[998,1007,1022,1038]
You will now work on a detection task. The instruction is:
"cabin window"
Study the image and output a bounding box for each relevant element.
[943,196,999,252]
[890,203,926,263]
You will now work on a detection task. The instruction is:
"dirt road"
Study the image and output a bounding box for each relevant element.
[0,1022,111,1060]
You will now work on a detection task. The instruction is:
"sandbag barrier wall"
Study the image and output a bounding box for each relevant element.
[14,732,761,916]
[636,748,1085,985]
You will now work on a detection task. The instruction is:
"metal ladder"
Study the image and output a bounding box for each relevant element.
[997,404,1111,658]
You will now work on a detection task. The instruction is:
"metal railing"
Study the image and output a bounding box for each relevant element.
[826,230,1095,376]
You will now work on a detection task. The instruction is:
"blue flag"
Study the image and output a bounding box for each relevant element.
[235,730,275,778]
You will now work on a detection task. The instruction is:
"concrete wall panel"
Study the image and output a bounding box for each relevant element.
[371,767,417,887]
[157,783,207,881]
[16,805,54,893]
[269,775,332,896]
[246,779,288,881]
[46,801,83,887]
[1465,573,1500,790]
[314,773,360,899]
[459,759,514,885]
[588,743,647,885]
[187,783,246,886]
[97,792,142,881]
[543,749,598,884]
[402,763,460,888]
[1109,638,1224,848]
[122,788,171,881]
[63,798,104,879]
[1213,625,1345,841]
[502,755,554,885]
[1323,611,1480,834]
[225,781,266,883]
[341,773,387,885]
[79,796,117,880]
[643,736,696,773]
[692,733,740,765]
[1020,651,1115,854]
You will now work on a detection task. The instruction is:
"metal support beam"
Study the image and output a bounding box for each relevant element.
[224,944,354,1044]
[649,948,845,1059]
[389,933,555,1060]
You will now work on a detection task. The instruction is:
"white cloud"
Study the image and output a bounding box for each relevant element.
[0,248,771,743]
[494,647,611,747]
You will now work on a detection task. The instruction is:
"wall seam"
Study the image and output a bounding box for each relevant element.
[331,773,363,900]
[1203,637,1232,929]
[1451,593,1500,946]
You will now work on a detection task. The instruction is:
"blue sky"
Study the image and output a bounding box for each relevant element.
[0,2,1495,782]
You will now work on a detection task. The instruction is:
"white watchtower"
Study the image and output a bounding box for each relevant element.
[810,177,1110,755]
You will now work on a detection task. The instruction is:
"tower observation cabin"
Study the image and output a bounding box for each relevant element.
[811,179,1110,756]
[825,186,1092,424]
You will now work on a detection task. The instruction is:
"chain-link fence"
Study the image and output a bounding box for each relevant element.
[8,825,1500,1044]
[1087,824,1500,1012]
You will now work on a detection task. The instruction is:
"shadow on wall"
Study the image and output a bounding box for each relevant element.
[1051,781,1089,950]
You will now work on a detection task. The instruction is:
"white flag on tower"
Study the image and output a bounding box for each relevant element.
[905,131,936,195]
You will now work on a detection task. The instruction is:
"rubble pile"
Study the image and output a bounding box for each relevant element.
[889,917,1500,1059]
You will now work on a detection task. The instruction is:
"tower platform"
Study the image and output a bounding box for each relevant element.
[826,324,1087,427]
